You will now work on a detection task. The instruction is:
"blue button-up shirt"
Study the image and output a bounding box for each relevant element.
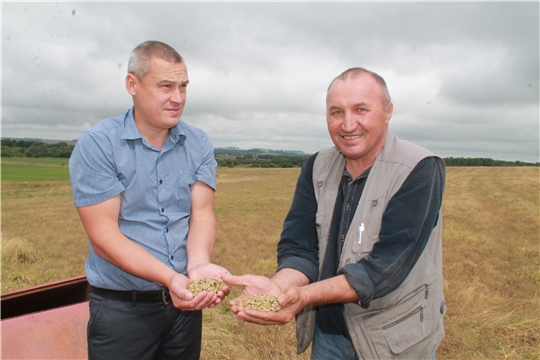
[69,108,217,291]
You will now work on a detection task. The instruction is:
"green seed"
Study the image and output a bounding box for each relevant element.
[188,279,226,295]
[239,294,281,312]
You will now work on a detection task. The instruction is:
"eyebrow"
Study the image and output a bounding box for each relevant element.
[327,105,342,111]
[327,102,368,110]
[354,102,369,108]
[158,79,190,86]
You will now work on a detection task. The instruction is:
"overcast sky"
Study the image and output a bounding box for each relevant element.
[3,2,539,162]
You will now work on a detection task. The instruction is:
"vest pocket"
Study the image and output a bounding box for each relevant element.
[363,282,438,357]
[351,225,380,255]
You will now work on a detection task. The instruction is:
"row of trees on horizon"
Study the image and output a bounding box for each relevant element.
[1,138,538,167]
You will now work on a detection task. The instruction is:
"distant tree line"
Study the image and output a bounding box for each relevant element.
[214,148,305,157]
[218,155,539,168]
[216,154,310,168]
[443,157,539,167]
[1,139,74,158]
[1,139,538,167]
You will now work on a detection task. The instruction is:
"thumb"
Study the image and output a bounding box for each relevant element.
[171,286,194,301]
[277,292,290,307]
[278,287,299,307]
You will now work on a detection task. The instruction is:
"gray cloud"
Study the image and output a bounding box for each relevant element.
[2,2,538,162]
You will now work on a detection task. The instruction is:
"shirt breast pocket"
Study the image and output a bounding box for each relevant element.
[176,175,196,210]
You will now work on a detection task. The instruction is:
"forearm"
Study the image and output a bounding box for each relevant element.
[77,200,178,288]
[276,154,320,283]
[97,232,178,287]
[186,212,216,271]
[271,268,310,291]
[299,274,358,307]
[186,181,217,272]
[230,273,359,326]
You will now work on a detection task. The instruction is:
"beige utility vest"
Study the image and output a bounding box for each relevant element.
[296,132,446,359]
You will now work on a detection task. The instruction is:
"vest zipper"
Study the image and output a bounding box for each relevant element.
[360,283,430,322]
[382,304,425,330]
[407,283,430,301]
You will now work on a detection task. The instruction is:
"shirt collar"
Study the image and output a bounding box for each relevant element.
[343,166,372,183]
[169,122,186,145]
[121,107,186,145]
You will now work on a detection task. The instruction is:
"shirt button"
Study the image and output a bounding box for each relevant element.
[165,227,169,233]
[161,208,165,213]
[170,255,175,260]
[341,235,345,241]
[159,179,163,184]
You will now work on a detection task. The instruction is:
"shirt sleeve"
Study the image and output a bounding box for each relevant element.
[69,131,125,208]
[276,153,320,283]
[194,131,217,191]
[339,157,444,309]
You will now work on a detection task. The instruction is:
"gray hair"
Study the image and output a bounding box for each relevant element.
[328,67,391,106]
[128,41,183,81]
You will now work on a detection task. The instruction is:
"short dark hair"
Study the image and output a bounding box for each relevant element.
[128,41,183,81]
[328,67,391,106]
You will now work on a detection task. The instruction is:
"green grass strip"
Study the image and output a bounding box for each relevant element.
[1,163,70,182]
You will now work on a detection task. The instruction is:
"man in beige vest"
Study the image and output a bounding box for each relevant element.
[225,68,446,359]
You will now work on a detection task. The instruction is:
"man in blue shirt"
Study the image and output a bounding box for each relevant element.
[69,40,230,359]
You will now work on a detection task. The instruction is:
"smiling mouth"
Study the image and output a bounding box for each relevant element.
[343,135,363,140]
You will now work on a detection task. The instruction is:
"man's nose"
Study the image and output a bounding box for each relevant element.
[170,88,185,104]
[342,113,357,132]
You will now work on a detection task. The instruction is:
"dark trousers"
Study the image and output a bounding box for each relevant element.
[87,293,202,360]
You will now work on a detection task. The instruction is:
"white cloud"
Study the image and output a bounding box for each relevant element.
[2,2,538,162]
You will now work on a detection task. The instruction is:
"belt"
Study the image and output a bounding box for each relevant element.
[89,286,172,305]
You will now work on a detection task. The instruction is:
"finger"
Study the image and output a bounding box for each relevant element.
[221,285,231,297]
[230,303,245,314]
[195,292,218,308]
[177,289,194,301]
[176,291,216,310]
[244,307,294,324]
[229,295,245,306]
[237,311,285,326]
[216,287,231,300]
[222,274,250,287]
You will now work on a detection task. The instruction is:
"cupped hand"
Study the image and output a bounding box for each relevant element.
[233,285,305,326]
[166,272,218,310]
[188,263,231,306]
[222,273,283,314]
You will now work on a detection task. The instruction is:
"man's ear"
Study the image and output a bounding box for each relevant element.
[126,73,138,96]
[385,102,393,124]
